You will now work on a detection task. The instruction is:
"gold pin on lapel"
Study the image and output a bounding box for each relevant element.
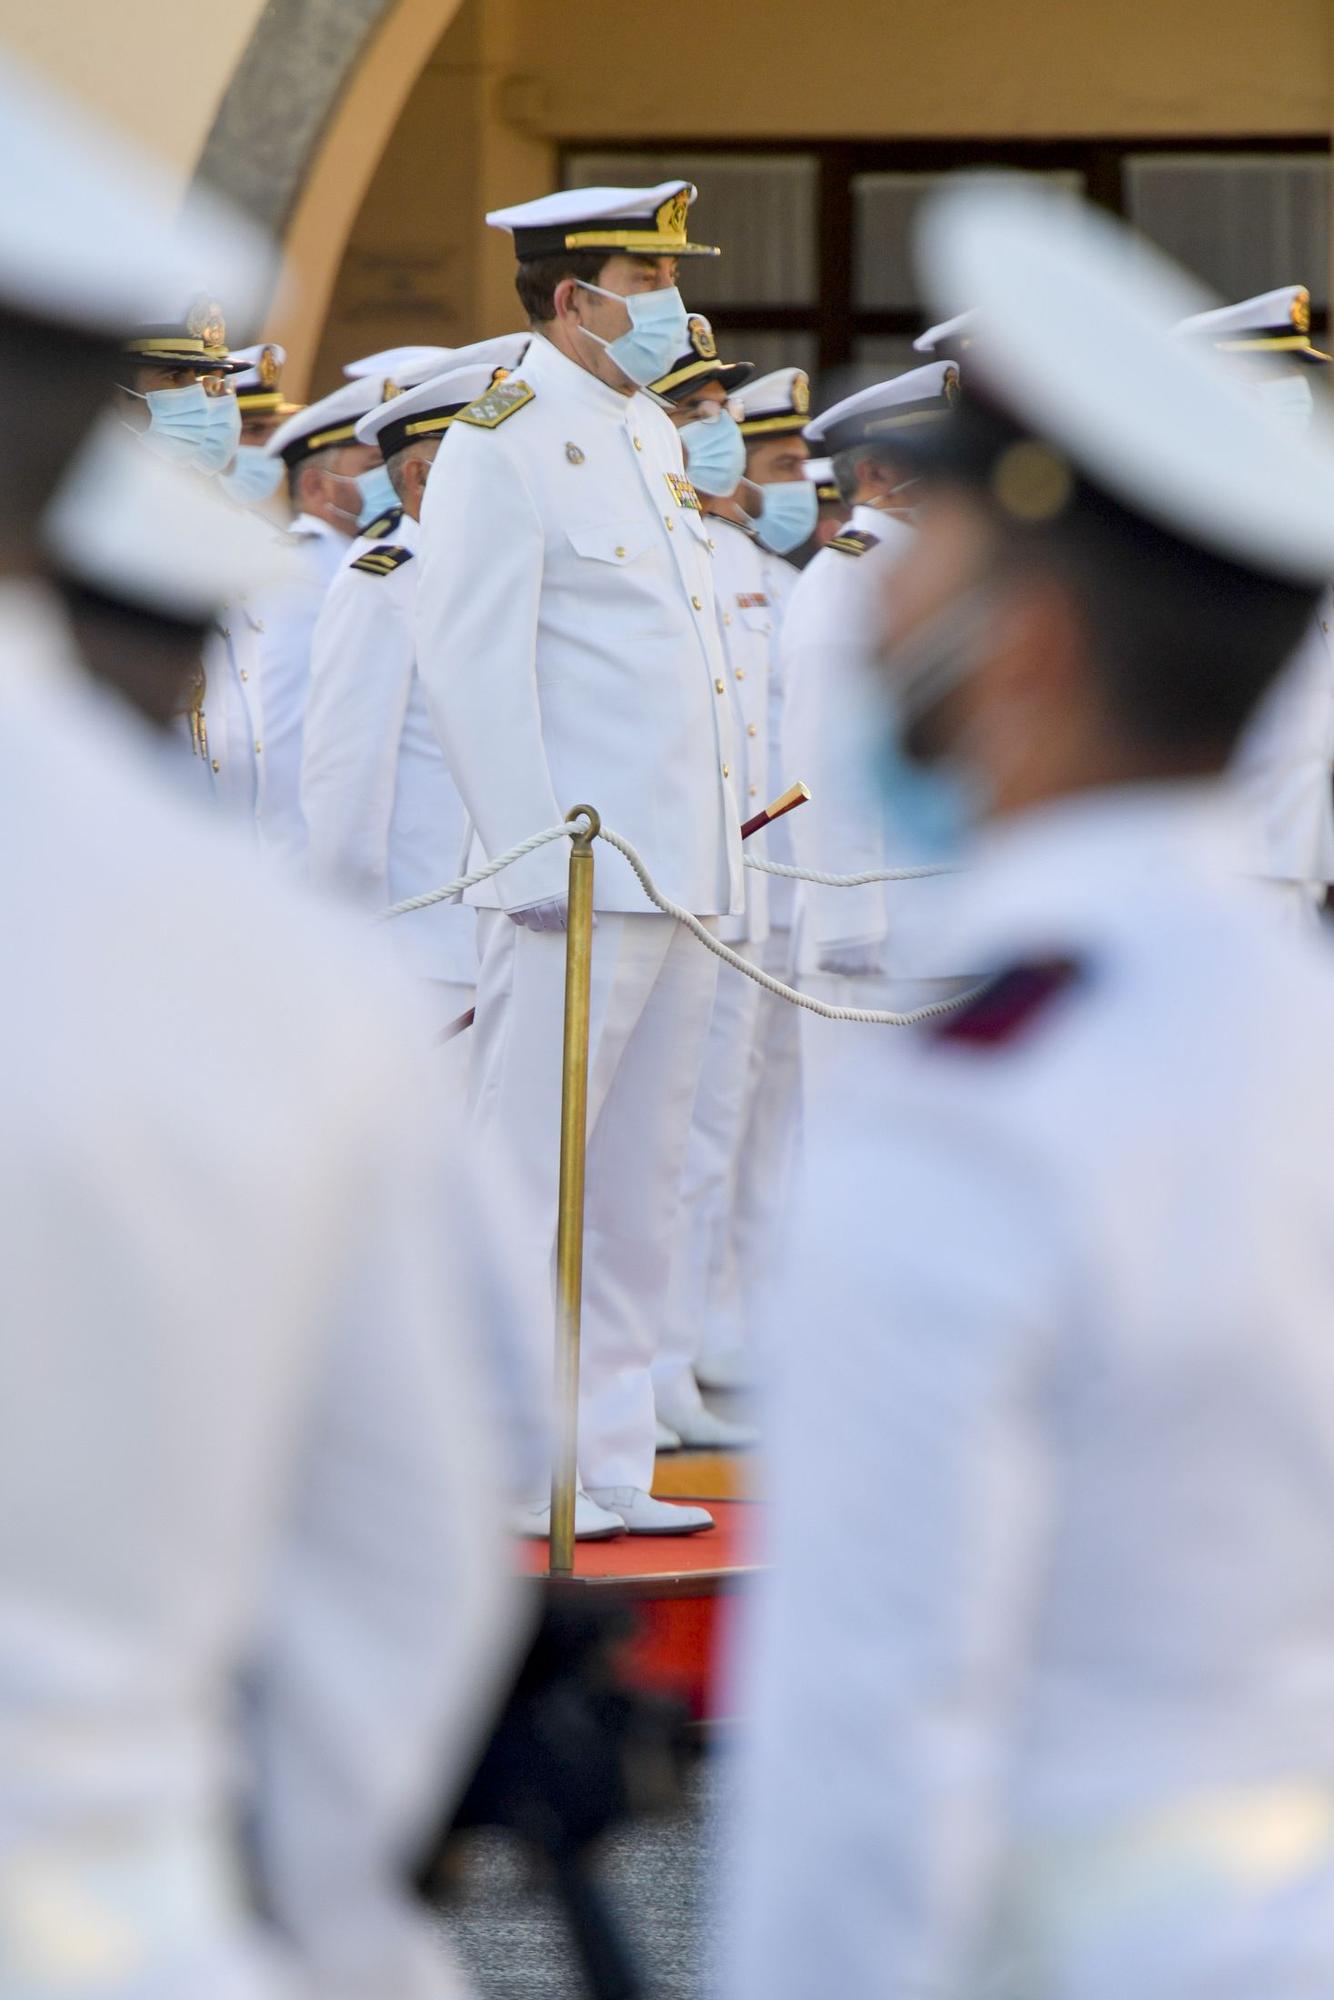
[565,441,585,464]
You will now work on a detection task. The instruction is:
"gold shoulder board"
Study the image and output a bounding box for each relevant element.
[829,529,880,557]
[350,544,415,577]
[360,507,402,541]
[454,378,536,429]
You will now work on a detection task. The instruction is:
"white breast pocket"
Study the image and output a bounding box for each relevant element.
[566,523,658,566]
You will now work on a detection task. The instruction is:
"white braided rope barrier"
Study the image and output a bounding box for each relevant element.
[380,817,982,1026]
[743,854,954,884]
[375,822,573,922]
[592,824,979,1027]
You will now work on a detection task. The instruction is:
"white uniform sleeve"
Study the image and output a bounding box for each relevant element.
[724,1100,1062,2000]
[415,427,566,911]
[781,612,889,952]
[242,1025,524,1999]
[301,567,414,907]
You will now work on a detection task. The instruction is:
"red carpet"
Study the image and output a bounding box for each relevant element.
[515,1499,762,1720]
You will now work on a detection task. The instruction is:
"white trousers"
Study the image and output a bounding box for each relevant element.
[713,927,804,1375]
[469,911,717,1493]
[654,942,763,1417]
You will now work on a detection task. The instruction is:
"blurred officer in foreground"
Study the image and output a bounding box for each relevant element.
[1178,286,1334,927]
[46,413,295,729]
[725,178,1334,2000]
[3,56,518,2000]
[416,183,742,1539]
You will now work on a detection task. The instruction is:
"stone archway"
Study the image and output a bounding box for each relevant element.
[191,0,468,392]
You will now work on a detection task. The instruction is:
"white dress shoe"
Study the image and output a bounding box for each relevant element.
[511,1492,626,1540]
[655,1418,683,1452]
[695,1345,757,1393]
[664,1406,758,1450]
[586,1487,714,1536]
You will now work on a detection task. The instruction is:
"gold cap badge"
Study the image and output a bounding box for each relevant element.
[185,293,227,353]
[689,316,718,361]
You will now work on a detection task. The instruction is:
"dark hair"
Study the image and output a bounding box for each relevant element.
[287,443,353,506]
[0,306,118,540]
[998,488,1319,759]
[385,436,439,503]
[514,250,615,325]
[831,442,905,508]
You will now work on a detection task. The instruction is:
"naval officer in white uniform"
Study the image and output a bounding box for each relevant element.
[782,364,969,1025]
[302,363,513,1032]
[649,315,765,1448]
[726,177,1334,2000]
[114,298,269,822]
[1177,286,1334,925]
[416,182,742,1538]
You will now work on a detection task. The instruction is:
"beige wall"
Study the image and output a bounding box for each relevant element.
[514,0,1330,142]
[5,0,269,176]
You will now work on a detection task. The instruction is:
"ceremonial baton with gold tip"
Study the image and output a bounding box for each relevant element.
[434,782,810,1047]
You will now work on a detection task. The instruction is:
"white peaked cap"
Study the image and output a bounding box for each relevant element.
[433,332,532,372]
[0,52,276,338]
[355,363,507,450]
[914,177,1334,585]
[265,376,385,464]
[343,345,455,385]
[804,362,958,453]
[736,367,812,436]
[485,182,717,259]
[44,417,297,620]
[1175,285,1331,363]
[914,309,978,356]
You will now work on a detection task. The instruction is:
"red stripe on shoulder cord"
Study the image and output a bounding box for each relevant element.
[932,957,1084,1047]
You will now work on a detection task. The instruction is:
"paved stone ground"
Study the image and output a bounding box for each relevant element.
[434,1753,723,1999]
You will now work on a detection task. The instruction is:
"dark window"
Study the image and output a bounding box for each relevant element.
[565,140,1330,400]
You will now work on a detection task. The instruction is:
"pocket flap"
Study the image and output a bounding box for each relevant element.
[566,523,657,564]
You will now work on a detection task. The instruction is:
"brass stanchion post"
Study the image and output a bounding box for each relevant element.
[549,804,600,1577]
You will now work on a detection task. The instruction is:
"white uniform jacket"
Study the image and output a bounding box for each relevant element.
[252,516,349,865]
[1231,590,1334,885]
[415,333,742,917]
[727,784,1334,2000]
[1,585,518,2000]
[755,549,799,929]
[302,511,477,987]
[709,515,771,946]
[178,600,265,824]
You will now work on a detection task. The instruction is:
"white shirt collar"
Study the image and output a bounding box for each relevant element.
[522,329,645,422]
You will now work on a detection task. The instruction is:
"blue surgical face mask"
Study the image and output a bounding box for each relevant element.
[126,381,213,467]
[196,390,242,475]
[355,463,399,530]
[876,586,994,861]
[575,280,691,388]
[680,410,745,497]
[219,443,284,508]
[753,475,818,555]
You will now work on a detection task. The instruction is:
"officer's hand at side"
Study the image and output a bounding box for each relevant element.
[818,942,882,976]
